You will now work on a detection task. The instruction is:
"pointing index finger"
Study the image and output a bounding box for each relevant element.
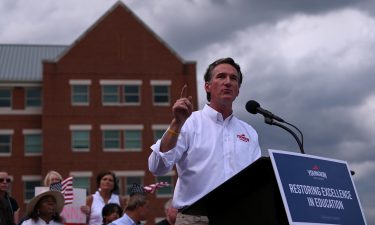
[180,84,188,98]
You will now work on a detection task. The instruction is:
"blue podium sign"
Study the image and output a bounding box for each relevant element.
[269,149,367,225]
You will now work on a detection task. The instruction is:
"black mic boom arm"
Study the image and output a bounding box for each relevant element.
[264,117,305,154]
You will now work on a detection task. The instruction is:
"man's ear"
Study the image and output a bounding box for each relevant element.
[204,82,210,92]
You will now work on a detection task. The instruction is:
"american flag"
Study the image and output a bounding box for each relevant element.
[50,176,74,205]
[143,182,169,194]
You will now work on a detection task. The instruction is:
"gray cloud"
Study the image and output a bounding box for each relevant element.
[133,0,370,56]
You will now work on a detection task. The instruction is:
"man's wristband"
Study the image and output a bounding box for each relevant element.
[167,128,180,136]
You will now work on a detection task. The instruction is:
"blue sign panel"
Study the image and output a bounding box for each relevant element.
[269,149,367,225]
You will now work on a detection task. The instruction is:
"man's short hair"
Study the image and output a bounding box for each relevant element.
[126,194,147,211]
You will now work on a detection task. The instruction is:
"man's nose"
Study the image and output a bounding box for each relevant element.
[223,77,232,85]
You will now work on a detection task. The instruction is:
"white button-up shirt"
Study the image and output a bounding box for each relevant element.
[109,213,138,225]
[21,218,63,225]
[148,104,261,209]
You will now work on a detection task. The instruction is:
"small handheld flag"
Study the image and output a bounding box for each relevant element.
[50,176,74,205]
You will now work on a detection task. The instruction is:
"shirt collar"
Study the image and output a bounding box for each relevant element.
[203,104,233,123]
[123,213,137,225]
[94,190,116,203]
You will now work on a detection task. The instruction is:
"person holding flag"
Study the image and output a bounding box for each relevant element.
[43,170,74,205]
[43,171,63,187]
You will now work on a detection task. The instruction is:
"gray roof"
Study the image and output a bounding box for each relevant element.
[0,44,67,82]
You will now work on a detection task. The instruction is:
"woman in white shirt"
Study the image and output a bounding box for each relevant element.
[81,171,127,225]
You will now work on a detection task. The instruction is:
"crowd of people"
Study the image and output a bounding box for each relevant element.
[1,169,176,225]
[1,58,260,225]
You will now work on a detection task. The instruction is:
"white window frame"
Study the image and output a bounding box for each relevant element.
[0,84,41,115]
[123,84,141,106]
[23,129,42,156]
[102,129,121,151]
[0,129,14,156]
[70,80,92,106]
[100,80,142,106]
[0,88,12,108]
[101,125,144,152]
[70,171,93,195]
[22,175,42,203]
[150,80,171,106]
[25,87,42,108]
[124,130,142,152]
[70,125,92,152]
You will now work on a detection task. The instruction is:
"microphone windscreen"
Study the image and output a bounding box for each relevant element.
[246,100,260,114]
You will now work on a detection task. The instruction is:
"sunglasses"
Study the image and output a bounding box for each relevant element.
[0,178,11,183]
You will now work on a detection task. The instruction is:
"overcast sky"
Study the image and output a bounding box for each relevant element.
[1,0,374,223]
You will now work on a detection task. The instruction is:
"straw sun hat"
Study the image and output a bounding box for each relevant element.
[26,190,64,215]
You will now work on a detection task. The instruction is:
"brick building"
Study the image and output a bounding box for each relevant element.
[0,2,197,224]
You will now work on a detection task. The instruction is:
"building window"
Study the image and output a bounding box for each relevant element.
[24,133,42,155]
[150,80,171,106]
[153,86,169,104]
[103,130,121,150]
[100,80,142,106]
[72,85,89,105]
[101,125,143,152]
[70,80,91,106]
[156,175,174,197]
[22,177,42,202]
[72,131,90,151]
[70,125,92,152]
[73,177,91,195]
[0,135,11,154]
[0,88,11,107]
[70,172,92,195]
[102,85,119,104]
[124,130,141,150]
[25,87,42,107]
[123,85,140,104]
[0,130,13,155]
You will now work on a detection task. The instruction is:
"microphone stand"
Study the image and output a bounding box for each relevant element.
[262,118,357,177]
[264,117,305,154]
[263,118,356,175]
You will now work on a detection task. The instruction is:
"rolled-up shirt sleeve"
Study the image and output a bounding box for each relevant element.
[148,126,189,176]
[148,139,178,175]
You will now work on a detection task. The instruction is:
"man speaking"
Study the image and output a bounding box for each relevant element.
[148,57,261,225]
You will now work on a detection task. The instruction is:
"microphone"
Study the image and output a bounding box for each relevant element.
[246,100,285,122]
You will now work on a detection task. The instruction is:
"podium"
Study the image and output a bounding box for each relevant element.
[182,157,289,225]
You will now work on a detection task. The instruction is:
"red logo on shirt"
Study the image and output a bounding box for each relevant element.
[237,134,249,142]
[312,165,320,171]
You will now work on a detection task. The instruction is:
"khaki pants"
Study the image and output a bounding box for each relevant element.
[175,212,209,225]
